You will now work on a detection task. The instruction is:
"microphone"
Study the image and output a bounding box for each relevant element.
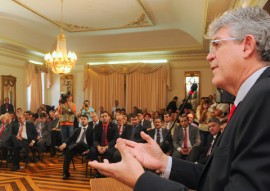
[189,83,198,95]
[160,83,198,150]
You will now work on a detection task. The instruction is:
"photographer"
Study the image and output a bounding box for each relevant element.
[58,92,76,142]
[77,100,94,128]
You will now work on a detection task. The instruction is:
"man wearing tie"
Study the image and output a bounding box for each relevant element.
[35,112,52,161]
[173,114,200,159]
[94,111,118,162]
[0,113,13,160]
[187,117,221,164]
[113,113,146,162]
[148,117,173,156]
[0,97,14,115]
[10,114,37,171]
[59,114,97,179]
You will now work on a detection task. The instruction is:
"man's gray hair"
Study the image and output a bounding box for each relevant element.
[207,6,270,62]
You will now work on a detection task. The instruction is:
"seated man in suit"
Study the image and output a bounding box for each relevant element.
[137,110,151,130]
[9,114,37,171]
[187,117,221,164]
[173,114,200,159]
[59,114,97,179]
[148,117,173,156]
[94,111,118,163]
[49,110,61,157]
[35,112,52,161]
[0,113,13,160]
[163,112,178,136]
[113,113,147,162]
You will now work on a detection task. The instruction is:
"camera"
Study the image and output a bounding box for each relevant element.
[59,91,71,104]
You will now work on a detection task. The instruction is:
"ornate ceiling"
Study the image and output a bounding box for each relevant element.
[0,0,268,67]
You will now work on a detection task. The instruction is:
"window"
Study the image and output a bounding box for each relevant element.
[184,71,200,110]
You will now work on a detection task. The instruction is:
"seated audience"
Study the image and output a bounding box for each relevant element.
[113,113,147,162]
[50,110,61,156]
[148,117,173,156]
[196,98,211,146]
[187,117,221,164]
[94,111,118,162]
[163,112,178,136]
[0,113,13,160]
[35,113,52,161]
[173,114,200,159]
[9,114,37,171]
[58,114,97,179]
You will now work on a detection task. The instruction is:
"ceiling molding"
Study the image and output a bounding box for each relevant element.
[12,0,154,32]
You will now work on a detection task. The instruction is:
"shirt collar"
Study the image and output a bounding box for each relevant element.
[234,66,269,106]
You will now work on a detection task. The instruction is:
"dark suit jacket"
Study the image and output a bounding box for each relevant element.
[187,132,221,164]
[38,121,52,144]
[141,119,151,129]
[173,124,200,150]
[65,123,95,149]
[121,124,147,143]
[12,121,37,143]
[0,124,12,144]
[135,67,270,191]
[148,128,173,154]
[94,122,118,148]
[0,103,14,114]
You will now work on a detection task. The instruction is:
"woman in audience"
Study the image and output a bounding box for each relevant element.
[196,98,211,146]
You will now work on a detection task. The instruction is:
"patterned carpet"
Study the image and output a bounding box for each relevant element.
[0,154,94,191]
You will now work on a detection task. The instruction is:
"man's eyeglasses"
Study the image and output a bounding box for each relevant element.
[209,37,242,53]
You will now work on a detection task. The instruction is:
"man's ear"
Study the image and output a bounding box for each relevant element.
[243,35,257,58]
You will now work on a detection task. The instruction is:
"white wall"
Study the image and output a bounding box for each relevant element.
[0,55,27,110]
[168,59,216,106]
[0,55,216,112]
[45,70,85,112]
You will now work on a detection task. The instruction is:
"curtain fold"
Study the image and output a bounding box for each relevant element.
[26,62,42,112]
[84,63,170,113]
[84,66,125,112]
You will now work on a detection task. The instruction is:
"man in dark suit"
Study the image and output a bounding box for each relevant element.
[148,117,173,156]
[0,113,13,160]
[137,110,151,130]
[0,97,14,114]
[187,117,221,164]
[89,7,270,191]
[94,111,118,162]
[9,114,37,171]
[35,112,52,161]
[59,114,97,179]
[113,113,147,162]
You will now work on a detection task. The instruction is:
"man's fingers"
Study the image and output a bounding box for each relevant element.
[118,138,138,148]
[140,131,156,144]
[117,141,131,159]
[89,160,109,170]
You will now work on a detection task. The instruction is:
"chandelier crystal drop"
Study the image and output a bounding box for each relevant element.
[44,0,77,74]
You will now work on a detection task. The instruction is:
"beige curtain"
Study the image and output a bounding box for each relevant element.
[84,63,170,114]
[126,64,169,113]
[26,63,42,112]
[84,66,125,113]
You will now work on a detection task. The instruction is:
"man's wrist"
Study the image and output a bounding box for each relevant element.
[159,154,169,173]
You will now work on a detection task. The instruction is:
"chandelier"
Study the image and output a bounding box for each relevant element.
[44,0,77,74]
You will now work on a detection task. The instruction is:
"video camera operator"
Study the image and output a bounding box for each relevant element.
[57,91,76,142]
